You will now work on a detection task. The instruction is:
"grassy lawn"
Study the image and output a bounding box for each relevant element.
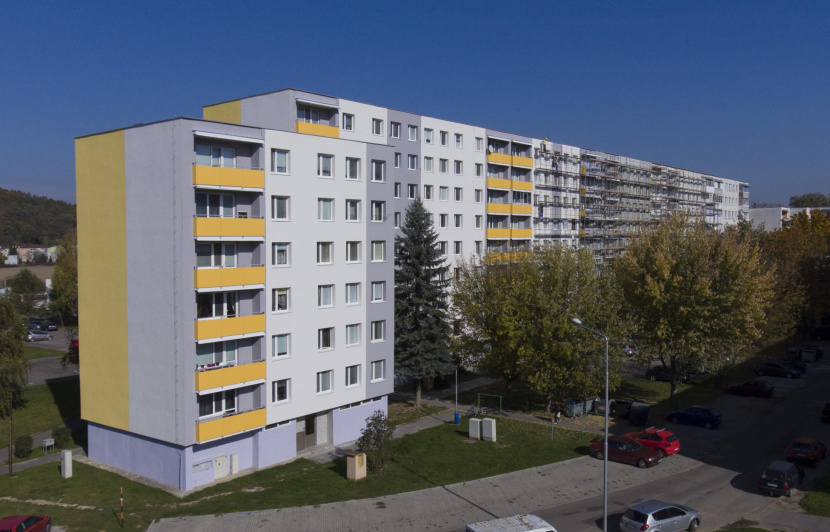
[387,398,446,426]
[0,416,593,531]
[23,344,63,360]
[1,379,80,450]
[801,475,830,517]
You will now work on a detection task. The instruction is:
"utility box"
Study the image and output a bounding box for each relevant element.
[469,418,482,439]
[61,450,72,479]
[230,453,239,475]
[345,451,366,481]
[481,418,497,442]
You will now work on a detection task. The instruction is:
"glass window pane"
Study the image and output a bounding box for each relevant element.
[196,145,211,166]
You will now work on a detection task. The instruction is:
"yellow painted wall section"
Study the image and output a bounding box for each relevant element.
[193,217,265,238]
[512,180,533,191]
[486,203,512,214]
[75,130,129,431]
[196,408,266,442]
[486,177,512,190]
[512,155,534,168]
[512,204,534,215]
[195,313,266,341]
[487,153,512,166]
[195,361,266,392]
[194,266,266,289]
[487,228,512,239]
[295,121,340,138]
[511,229,533,239]
[192,166,264,189]
[203,100,242,124]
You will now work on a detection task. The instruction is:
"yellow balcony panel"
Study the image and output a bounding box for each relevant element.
[511,155,534,168]
[580,209,586,217]
[487,177,513,190]
[511,204,534,215]
[196,408,266,442]
[193,217,265,238]
[195,361,266,392]
[194,266,266,290]
[511,229,533,239]
[487,228,512,239]
[486,203,512,214]
[511,181,533,192]
[487,153,513,166]
[485,251,532,264]
[295,121,340,139]
[579,187,586,195]
[195,314,266,341]
[192,166,265,190]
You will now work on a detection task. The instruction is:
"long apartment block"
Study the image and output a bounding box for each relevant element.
[76,88,749,491]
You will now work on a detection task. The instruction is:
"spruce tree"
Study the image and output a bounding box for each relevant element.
[395,198,453,407]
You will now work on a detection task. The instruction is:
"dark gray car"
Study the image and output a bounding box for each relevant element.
[621,500,700,531]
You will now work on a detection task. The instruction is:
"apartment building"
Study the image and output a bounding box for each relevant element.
[76,88,748,491]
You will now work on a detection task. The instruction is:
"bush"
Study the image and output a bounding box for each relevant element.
[356,410,395,473]
[13,435,33,459]
[53,426,72,448]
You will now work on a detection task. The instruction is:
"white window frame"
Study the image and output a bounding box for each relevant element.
[317,242,333,265]
[317,370,333,394]
[273,288,290,313]
[475,137,483,151]
[454,187,463,202]
[371,320,386,342]
[273,333,290,359]
[439,241,448,257]
[371,160,385,182]
[346,241,361,263]
[271,196,289,220]
[424,185,433,200]
[394,182,401,198]
[345,199,360,222]
[345,157,360,180]
[318,328,334,351]
[407,184,417,200]
[272,149,289,174]
[318,284,334,308]
[345,365,360,387]
[424,156,433,172]
[272,378,290,403]
[454,241,462,255]
[345,282,360,305]
[272,242,290,267]
[439,214,448,229]
[455,214,462,228]
[346,324,361,346]
[372,119,383,136]
[371,281,385,302]
[475,215,483,229]
[408,125,418,142]
[198,390,236,419]
[394,152,401,168]
[371,241,385,262]
[454,160,463,175]
[342,113,354,131]
[408,154,417,170]
[475,189,483,203]
[317,154,333,178]
[371,360,385,382]
[424,128,433,144]
[440,131,448,146]
[475,163,483,177]
[439,186,448,201]
[394,212,401,228]
[391,122,401,138]
[455,133,463,148]
[317,198,334,221]
[371,201,386,222]
[439,159,449,174]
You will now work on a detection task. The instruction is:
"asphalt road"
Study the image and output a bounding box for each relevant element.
[28,355,78,385]
[26,328,74,351]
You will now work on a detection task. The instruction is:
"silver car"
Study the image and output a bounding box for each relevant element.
[26,330,53,342]
[621,500,700,531]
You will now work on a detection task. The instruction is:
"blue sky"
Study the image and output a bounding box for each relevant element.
[1,0,827,205]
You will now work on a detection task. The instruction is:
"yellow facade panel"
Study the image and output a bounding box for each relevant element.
[486,178,513,190]
[203,100,242,124]
[192,166,264,189]
[511,229,533,239]
[194,266,265,289]
[195,361,266,392]
[486,203,512,214]
[195,314,266,341]
[195,408,266,442]
[295,121,340,138]
[193,217,265,238]
[512,204,534,215]
[487,228,512,239]
[512,155,534,168]
[487,153,512,166]
[511,181,533,191]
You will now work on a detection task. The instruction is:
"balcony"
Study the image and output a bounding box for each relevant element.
[195,313,266,341]
[487,153,512,166]
[512,155,533,168]
[511,229,533,239]
[195,361,266,392]
[486,203,512,214]
[195,407,266,443]
[511,180,533,191]
[487,177,512,190]
[192,165,264,190]
[194,266,265,290]
[295,121,340,139]
[511,204,533,215]
[193,217,265,240]
[486,228,511,239]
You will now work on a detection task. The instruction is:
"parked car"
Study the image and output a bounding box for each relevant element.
[43,322,59,331]
[26,320,46,331]
[26,330,53,342]
[667,406,722,429]
[786,438,827,466]
[779,359,807,374]
[589,435,660,468]
[466,514,557,532]
[623,427,680,458]
[758,460,804,496]
[754,361,801,379]
[811,326,830,340]
[645,365,690,383]
[0,515,52,532]
[621,500,700,532]
[727,379,774,398]
[822,402,830,423]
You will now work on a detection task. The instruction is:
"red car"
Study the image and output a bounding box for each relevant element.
[589,435,661,468]
[623,427,681,459]
[786,437,827,466]
[727,379,774,398]
[0,515,51,532]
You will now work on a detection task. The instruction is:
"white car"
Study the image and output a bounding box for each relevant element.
[26,330,53,342]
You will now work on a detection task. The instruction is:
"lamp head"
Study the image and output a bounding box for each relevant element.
[571,318,582,325]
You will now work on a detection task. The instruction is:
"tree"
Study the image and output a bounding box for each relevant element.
[789,192,830,208]
[394,198,453,407]
[356,410,395,473]
[614,214,773,409]
[7,269,46,314]
[0,295,29,475]
[50,231,78,323]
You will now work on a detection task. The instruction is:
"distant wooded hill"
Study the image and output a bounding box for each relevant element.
[0,188,76,246]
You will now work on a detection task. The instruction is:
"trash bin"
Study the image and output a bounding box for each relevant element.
[628,402,651,426]
[611,398,633,419]
[564,398,584,418]
[583,397,597,414]
[345,451,366,480]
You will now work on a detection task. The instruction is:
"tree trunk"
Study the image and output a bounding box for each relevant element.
[544,390,553,412]
[669,379,679,411]
[414,379,422,408]
[504,379,513,410]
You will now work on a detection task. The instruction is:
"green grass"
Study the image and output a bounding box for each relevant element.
[1,379,80,449]
[0,416,593,531]
[23,344,63,360]
[387,399,446,426]
[801,475,830,516]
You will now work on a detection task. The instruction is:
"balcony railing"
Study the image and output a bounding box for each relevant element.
[194,265,266,290]
[195,407,266,443]
[192,165,265,190]
[195,313,266,341]
[195,361,266,392]
[295,121,340,138]
[193,215,265,239]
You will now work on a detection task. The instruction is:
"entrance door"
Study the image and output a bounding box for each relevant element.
[296,414,317,451]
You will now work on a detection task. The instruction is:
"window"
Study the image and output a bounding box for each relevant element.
[391,122,401,138]
[439,214,448,228]
[455,214,462,228]
[440,131,448,146]
[317,242,333,264]
[196,145,236,168]
[394,182,401,198]
[272,379,290,403]
[317,370,333,393]
[196,292,238,318]
[439,159,448,174]
[372,118,382,136]
[346,241,361,263]
[271,196,289,220]
[196,242,236,268]
[272,288,290,312]
[198,390,236,418]
[424,157,433,172]
[407,184,417,199]
[408,125,418,141]
[394,212,401,228]
[475,137,483,151]
[475,163,483,177]
[318,285,334,308]
[272,242,290,266]
[371,241,385,262]
[394,152,401,168]
[372,160,385,182]
[273,334,290,358]
[423,185,433,200]
[196,192,234,218]
[371,320,386,342]
[342,114,354,131]
[317,154,333,177]
[345,199,360,221]
[454,161,463,175]
[424,128,433,144]
[346,365,360,387]
[408,154,417,170]
[346,324,360,346]
[297,107,320,124]
[345,157,359,179]
[455,133,463,148]
[371,281,385,302]
[317,198,334,221]
[475,189,483,203]
[272,149,289,174]
[371,201,386,222]
[196,340,237,368]
[438,241,448,257]
[371,360,386,381]
[439,186,448,201]
[318,328,334,350]
[454,187,463,202]
[475,241,483,255]
[346,282,360,304]
[475,215,483,229]
[454,241,463,255]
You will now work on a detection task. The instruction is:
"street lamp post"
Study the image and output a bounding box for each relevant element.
[571,317,609,532]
